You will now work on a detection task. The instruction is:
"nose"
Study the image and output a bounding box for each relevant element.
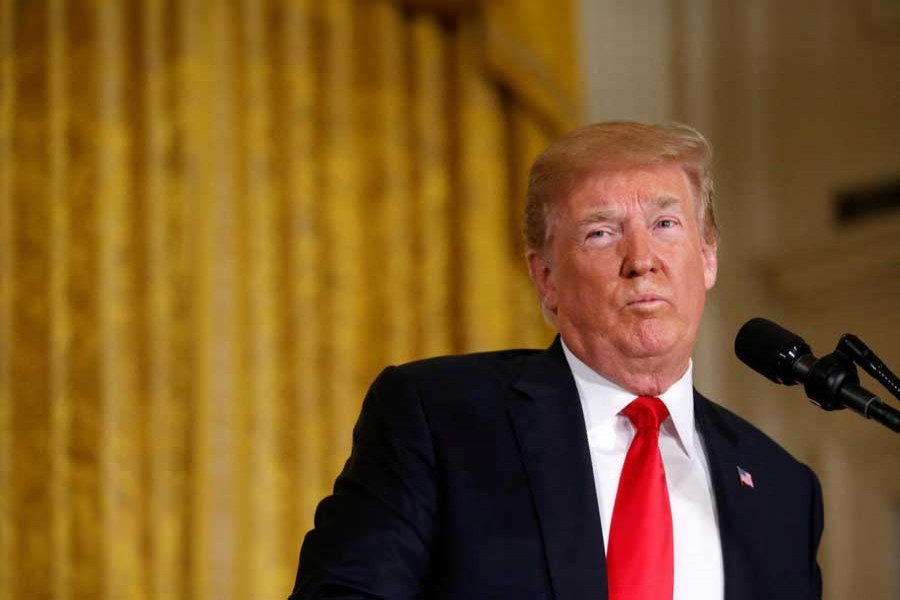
[620,227,658,278]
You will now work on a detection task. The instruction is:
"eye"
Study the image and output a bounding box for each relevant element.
[585,228,616,243]
[656,218,679,229]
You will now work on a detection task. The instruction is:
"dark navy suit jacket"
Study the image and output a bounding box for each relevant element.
[291,338,823,599]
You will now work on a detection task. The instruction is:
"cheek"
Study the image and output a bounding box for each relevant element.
[566,259,610,291]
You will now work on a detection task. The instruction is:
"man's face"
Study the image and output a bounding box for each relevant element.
[528,162,717,381]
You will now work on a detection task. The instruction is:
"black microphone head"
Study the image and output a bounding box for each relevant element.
[734,317,811,385]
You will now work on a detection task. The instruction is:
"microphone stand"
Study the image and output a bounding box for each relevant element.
[806,335,900,433]
[837,334,900,402]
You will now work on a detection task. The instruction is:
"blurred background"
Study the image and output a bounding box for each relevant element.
[0,0,897,598]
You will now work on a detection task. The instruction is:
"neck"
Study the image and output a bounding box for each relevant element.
[563,339,690,397]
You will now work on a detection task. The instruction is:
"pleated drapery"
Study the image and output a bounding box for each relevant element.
[0,1,578,598]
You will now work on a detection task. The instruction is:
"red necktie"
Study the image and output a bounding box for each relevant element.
[606,396,673,600]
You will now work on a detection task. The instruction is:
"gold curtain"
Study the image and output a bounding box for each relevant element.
[0,0,578,598]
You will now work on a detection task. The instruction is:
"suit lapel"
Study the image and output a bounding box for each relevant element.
[694,391,760,600]
[508,338,608,600]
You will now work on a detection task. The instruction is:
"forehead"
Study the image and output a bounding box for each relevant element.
[564,163,696,213]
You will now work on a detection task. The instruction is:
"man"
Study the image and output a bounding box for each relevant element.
[290,122,823,599]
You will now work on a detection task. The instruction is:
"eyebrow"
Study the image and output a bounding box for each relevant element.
[577,208,620,226]
[577,195,683,227]
[647,195,682,210]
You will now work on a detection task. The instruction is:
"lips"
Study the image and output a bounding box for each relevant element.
[625,293,668,307]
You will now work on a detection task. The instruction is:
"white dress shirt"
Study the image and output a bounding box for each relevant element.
[561,340,724,600]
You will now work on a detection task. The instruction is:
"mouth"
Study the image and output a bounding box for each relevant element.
[625,294,668,308]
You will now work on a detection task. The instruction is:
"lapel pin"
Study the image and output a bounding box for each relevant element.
[737,466,754,488]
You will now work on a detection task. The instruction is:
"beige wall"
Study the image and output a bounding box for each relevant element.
[579,0,900,597]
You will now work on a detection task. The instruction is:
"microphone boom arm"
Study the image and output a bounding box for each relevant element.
[837,334,900,402]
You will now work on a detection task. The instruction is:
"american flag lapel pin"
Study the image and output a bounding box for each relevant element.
[737,466,754,488]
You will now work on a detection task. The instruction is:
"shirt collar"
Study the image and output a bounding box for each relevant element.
[561,338,697,458]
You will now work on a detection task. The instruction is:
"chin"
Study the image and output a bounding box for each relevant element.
[622,322,682,359]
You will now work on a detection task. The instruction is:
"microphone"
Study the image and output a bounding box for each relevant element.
[735,318,900,433]
[734,317,814,387]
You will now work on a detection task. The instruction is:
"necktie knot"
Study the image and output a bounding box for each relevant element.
[622,396,669,431]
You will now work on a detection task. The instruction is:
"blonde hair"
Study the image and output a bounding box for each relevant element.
[523,121,718,250]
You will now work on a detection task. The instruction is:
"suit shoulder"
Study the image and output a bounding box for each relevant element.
[390,347,541,386]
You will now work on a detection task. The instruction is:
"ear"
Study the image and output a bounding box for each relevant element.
[701,239,718,290]
[527,249,558,316]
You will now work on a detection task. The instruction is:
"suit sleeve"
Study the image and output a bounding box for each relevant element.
[289,366,439,599]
